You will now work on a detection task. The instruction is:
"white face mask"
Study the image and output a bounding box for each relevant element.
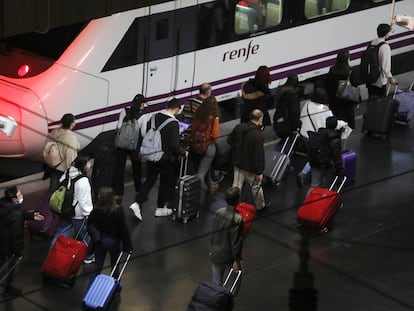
[17,197,23,204]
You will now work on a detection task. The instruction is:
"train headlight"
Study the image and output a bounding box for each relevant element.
[17,64,30,77]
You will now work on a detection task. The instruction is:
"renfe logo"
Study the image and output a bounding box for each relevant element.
[222,40,259,62]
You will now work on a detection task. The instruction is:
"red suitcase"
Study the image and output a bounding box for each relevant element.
[297,177,346,232]
[41,233,87,286]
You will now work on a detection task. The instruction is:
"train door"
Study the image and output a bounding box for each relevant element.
[173,5,197,94]
[145,3,176,102]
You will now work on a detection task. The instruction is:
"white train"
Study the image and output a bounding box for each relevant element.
[0,0,413,161]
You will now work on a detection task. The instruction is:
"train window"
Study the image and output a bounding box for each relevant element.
[5,22,87,60]
[372,0,387,2]
[234,0,282,35]
[156,18,169,40]
[197,1,231,49]
[304,0,350,19]
[103,17,148,72]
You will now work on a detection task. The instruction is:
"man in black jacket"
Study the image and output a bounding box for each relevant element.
[227,109,270,210]
[0,186,44,297]
[210,187,243,285]
[307,116,344,195]
[131,98,188,218]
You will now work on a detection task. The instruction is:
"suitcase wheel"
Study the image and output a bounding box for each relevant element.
[66,275,76,288]
[320,227,329,234]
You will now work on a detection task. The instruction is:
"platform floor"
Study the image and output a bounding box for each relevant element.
[2,74,414,311]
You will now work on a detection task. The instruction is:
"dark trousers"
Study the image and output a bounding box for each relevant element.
[135,159,175,209]
[88,234,120,287]
[112,148,142,196]
[367,84,386,98]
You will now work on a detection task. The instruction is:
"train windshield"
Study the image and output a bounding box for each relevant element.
[0,22,87,78]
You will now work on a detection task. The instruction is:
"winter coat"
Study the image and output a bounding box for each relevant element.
[240,79,272,126]
[0,198,35,256]
[227,121,265,175]
[210,206,243,265]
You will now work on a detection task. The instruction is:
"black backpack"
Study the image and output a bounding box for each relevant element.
[307,131,331,168]
[360,41,386,84]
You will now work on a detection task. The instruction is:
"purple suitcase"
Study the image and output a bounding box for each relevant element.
[395,83,414,124]
[341,150,356,185]
[26,191,59,238]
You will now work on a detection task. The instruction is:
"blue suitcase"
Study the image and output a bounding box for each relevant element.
[83,252,131,310]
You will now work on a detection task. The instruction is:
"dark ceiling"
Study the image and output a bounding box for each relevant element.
[0,0,167,38]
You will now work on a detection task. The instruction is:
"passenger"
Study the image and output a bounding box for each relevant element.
[296,87,347,187]
[190,96,221,197]
[130,98,188,218]
[44,113,80,193]
[49,156,95,264]
[86,187,132,286]
[366,23,398,98]
[227,109,270,210]
[273,73,302,149]
[317,0,333,15]
[112,94,147,201]
[240,65,272,127]
[210,187,243,286]
[307,116,344,195]
[180,83,212,124]
[326,51,359,129]
[0,186,44,297]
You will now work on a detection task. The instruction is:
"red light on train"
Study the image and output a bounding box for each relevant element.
[17,65,30,77]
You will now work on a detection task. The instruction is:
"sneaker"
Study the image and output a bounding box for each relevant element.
[129,202,142,221]
[83,254,95,264]
[154,207,173,217]
[3,284,22,297]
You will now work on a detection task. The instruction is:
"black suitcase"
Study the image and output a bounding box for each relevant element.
[172,158,201,223]
[187,269,242,311]
[363,85,399,138]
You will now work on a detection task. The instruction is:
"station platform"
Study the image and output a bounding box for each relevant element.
[1,71,414,310]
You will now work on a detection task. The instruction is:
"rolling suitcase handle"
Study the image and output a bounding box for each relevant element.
[74,217,89,242]
[179,156,189,178]
[328,176,347,193]
[0,255,23,286]
[110,252,132,281]
[386,84,399,98]
[280,132,299,157]
[223,268,242,294]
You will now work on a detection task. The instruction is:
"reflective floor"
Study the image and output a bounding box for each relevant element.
[1,74,414,311]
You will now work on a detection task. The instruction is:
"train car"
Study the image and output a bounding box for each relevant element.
[0,0,413,161]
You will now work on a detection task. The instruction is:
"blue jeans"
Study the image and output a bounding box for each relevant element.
[88,234,121,287]
[49,218,90,252]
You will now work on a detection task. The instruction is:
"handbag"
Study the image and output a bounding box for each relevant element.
[336,71,360,103]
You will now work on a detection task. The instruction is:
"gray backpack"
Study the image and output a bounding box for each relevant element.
[140,114,175,162]
[115,109,140,150]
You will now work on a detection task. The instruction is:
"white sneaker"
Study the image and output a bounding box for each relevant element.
[129,202,142,221]
[154,207,173,217]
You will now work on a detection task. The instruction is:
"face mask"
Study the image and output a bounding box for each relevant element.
[17,197,23,204]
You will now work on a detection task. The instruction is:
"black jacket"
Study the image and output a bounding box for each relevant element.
[0,198,35,256]
[240,79,272,126]
[227,121,265,175]
[210,206,244,265]
[274,88,301,137]
[318,127,344,175]
[87,204,132,252]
